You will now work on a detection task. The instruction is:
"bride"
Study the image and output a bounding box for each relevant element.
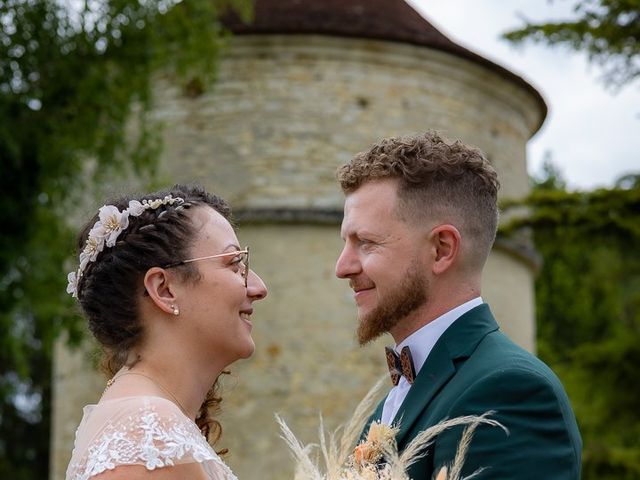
[65,184,267,479]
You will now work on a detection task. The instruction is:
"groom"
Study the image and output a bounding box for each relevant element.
[335,131,581,479]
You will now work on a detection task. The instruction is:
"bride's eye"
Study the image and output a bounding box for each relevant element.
[228,254,244,270]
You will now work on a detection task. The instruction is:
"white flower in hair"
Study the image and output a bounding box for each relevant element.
[66,271,78,297]
[127,199,146,216]
[78,252,90,273]
[67,194,185,298]
[98,205,130,247]
[81,233,105,263]
[143,198,159,209]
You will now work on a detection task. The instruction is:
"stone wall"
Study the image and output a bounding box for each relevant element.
[50,34,543,479]
[154,35,541,207]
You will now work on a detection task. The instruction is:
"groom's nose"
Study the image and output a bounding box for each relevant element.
[335,243,360,279]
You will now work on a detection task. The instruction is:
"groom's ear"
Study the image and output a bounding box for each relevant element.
[429,224,460,275]
[143,267,178,315]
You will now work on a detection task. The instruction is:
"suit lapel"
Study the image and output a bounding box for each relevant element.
[392,304,499,447]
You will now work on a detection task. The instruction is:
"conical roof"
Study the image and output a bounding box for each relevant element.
[224,0,462,52]
[223,0,547,129]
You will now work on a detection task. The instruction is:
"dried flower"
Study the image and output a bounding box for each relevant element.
[353,422,399,467]
[277,378,507,480]
[435,467,448,480]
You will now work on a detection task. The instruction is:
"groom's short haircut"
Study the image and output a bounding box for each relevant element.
[337,131,500,268]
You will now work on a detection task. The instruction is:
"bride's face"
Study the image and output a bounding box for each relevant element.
[176,206,267,367]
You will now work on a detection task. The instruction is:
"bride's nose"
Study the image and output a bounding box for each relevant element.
[247,270,267,301]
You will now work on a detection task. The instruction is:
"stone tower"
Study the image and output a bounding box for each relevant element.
[50,1,545,478]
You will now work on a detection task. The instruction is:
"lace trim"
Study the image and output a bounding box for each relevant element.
[66,398,237,480]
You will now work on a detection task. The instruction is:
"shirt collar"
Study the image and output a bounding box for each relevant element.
[396,297,483,375]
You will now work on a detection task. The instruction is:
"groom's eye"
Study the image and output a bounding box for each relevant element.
[359,238,376,249]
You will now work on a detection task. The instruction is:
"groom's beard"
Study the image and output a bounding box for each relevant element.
[357,262,428,346]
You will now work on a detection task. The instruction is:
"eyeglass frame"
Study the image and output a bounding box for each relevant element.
[162,247,250,287]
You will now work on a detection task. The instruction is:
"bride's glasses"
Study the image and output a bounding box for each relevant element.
[164,247,250,287]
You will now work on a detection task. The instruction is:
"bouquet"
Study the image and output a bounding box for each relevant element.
[276,379,506,480]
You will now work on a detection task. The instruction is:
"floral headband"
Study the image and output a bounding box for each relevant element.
[67,195,185,298]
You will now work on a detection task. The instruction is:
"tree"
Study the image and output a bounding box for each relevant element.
[0,1,251,477]
[503,0,640,89]
[502,167,640,479]
[504,6,639,474]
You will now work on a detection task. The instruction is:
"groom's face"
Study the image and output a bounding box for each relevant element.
[336,179,429,345]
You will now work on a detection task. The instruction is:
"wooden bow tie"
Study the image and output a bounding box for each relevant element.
[385,346,417,386]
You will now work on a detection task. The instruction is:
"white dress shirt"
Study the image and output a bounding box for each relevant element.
[380,297,484,425]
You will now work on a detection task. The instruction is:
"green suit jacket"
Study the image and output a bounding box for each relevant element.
[368,304,582,479]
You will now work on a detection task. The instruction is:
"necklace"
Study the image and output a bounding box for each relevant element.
[105,369,191,418]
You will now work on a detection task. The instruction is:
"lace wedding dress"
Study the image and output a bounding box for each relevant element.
[65,396,237,480]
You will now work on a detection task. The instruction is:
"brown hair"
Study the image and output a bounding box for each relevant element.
[74,183,231,448]
[337,131,500,266]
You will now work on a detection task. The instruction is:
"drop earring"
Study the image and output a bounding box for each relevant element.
[171,304,180,316]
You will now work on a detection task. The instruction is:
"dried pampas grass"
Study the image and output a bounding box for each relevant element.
[276,378,507,480]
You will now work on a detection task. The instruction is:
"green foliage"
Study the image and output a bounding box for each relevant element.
[563,335,640,478]
[504,2,640,473]
[0,0,251,476]
[502,169,640,479]
[503,0,640,88]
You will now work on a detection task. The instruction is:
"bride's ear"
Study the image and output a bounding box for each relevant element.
[143,267,178,315]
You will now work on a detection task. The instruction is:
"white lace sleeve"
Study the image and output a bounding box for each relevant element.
[65,396,237,480]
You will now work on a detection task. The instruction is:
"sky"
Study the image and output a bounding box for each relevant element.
[408,0,639,190]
